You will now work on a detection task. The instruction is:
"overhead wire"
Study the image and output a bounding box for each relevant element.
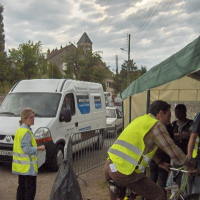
[136,0,187,59]
[133,0,166,41]
[134,0,174,44]
[133,0,158,36]
[121,1,160,53]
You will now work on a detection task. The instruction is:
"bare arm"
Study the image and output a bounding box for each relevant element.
[187,132,197,158]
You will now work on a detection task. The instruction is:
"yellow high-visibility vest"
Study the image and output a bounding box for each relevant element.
[108,114,158,175]
[192,136,199,158]
[192,114,200,158]
[12,127,38,173]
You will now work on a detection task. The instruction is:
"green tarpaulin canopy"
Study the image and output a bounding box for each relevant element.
[121,36,200,100]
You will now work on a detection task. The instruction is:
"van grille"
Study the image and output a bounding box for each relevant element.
[0,143,13,163]
[0,135,5,140]
[0,135,14,140]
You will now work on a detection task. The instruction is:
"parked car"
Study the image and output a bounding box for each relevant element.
[106,107,123,137]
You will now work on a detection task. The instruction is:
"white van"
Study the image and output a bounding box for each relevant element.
[0,79,106,171]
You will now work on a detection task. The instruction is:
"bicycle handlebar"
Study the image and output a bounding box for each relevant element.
[169,167,188,174]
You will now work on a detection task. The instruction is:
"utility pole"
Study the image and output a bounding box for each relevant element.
[120,33,131,86]
[127,34,131,86]
[116,55,118,74]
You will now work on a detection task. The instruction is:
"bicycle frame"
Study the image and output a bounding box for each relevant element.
[109,167,199,200]
[165,167,188,200]
[165,184,184,200]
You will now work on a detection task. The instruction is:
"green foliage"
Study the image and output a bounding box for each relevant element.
[0,4,5,52]
[0,51,9,81]
[0,4,7,93]
[0,51,13,93]
[63,46,108,87]
[8,40,48,81]
[93,67,107,90]
[141,65,147,74]
[0,80,12,94]
[63,46,83,79]
[47,63,63,79]
[112,59,147,93]
[112,73,122,94]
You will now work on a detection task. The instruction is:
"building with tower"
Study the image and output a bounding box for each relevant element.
[77,32,93,53]
[47,32,114,97]
[47,32,94,74]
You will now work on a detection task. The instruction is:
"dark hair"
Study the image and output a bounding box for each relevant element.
[148,100,171,116]
[175,104,186,113]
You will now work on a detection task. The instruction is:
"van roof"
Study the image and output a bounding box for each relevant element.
[11,79,103,93]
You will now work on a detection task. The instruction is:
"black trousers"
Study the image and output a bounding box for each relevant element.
[17,175,37,200]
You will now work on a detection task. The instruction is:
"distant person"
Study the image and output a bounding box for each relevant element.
[172,104,193,154]
[59,95,71,121]
[167,104,193,192]
[187,112,200,194]
[12,108,45,200]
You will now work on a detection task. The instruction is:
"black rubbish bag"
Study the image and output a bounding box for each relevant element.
[49,160,83,200]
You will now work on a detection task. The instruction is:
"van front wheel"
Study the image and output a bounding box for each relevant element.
[51,144,64,172]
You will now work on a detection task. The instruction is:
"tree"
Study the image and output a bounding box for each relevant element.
[141,65,147,74]
[0,5,11,93]
[47,63,63,79]
[0,51,13,93]
[120,59,138,90]
[112,73,122,94]
[112,60,147,93]
[78,51,100,81]
[63,46,83,79]
[0,4,5,52]
[8,40,48,80]
[63,46,107,85]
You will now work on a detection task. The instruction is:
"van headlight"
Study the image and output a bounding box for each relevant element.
[34,128,52,143]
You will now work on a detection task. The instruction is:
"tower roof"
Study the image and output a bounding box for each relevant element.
[77,32,93,44]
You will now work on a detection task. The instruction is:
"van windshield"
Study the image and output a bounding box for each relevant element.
[0,93,61,117]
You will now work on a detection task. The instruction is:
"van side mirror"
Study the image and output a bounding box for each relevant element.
[59,108,72,122]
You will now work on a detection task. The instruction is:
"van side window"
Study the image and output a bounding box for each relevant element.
[94,96,102,109]
[61,93,75,116]
[77,94,90,114]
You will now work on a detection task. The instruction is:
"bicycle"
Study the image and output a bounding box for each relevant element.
[165,167,200,200]
[108,167,200,200]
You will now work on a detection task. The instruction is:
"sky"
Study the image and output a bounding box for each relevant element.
[1,0,200,72]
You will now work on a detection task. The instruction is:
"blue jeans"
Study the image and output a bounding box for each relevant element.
[149,164,169,189]
[187,155,200,194]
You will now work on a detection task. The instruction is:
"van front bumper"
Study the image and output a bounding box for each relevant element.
[0,143,13,163]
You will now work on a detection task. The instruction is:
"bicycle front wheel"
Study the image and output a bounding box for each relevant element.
[184,193,200,200]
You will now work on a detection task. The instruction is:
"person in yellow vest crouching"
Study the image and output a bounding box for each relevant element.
[104,100,196,200]
[12,108,45,200]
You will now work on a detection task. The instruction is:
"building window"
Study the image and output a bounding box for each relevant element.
[107,81,112,88]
